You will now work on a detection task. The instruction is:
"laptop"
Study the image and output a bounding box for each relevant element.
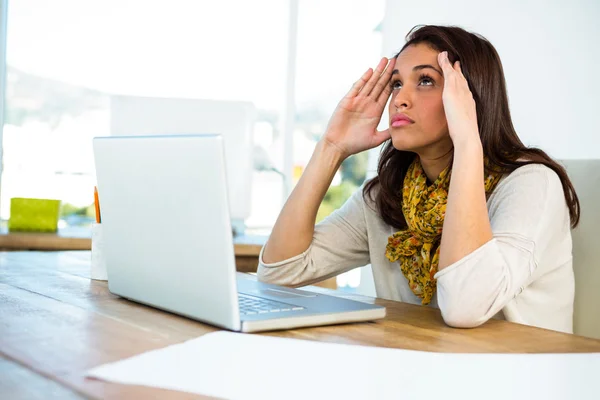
[93,134,386,332]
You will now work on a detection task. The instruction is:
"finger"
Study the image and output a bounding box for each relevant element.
[438,51,454,78]
[377,81,393,107]
[360,58,388,96]
[346,68,374,98]
[454,60,467,82]
[374,129,391,146]
[372,57,396,101]
[454,60,473,94]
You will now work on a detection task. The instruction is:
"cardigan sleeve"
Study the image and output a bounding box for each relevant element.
[257,187,371,288]
[434,164,571,328]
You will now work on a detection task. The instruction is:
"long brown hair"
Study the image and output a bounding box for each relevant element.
[364,25,580,229]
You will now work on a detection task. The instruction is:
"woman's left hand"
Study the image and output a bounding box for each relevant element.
[438,51,482,148]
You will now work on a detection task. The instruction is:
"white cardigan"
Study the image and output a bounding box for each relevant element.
[257,164,575,333]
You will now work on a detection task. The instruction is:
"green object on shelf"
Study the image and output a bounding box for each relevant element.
[8,198,61,232]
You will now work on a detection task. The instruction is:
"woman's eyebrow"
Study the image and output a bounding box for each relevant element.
[392,64,443,77]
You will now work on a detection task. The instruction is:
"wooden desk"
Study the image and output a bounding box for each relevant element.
[2,251,600,399]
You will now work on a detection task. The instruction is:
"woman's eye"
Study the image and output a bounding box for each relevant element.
[390,77,433,90]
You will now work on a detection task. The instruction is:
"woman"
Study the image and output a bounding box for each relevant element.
[258,25,579,333]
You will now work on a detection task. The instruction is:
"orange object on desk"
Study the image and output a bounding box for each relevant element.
[94,186,101,223]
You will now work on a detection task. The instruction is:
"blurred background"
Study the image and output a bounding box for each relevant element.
[0,0,383,232]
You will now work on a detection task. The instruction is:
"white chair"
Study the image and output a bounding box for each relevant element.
[562,159,600,339]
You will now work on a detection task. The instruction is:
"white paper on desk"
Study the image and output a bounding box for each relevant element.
[87,331,600,400]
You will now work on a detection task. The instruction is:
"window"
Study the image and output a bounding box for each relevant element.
[1,0,385,262]
[2,0,288,232]
[294,0,384,289]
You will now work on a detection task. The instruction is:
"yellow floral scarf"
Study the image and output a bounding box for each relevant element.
[385,157,502,305]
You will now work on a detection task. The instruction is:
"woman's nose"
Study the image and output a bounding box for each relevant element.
[393,89,412,110]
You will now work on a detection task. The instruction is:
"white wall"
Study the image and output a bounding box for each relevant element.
[381,0,600,159]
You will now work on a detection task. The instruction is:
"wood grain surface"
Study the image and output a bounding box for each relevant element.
[1,251,599,399]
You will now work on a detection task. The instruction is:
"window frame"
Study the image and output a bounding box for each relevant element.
[0,0,7,209]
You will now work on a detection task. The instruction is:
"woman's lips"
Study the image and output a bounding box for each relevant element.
[391,113,414,127]
[391,120,414,127]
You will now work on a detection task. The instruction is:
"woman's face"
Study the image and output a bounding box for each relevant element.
[388,43,451,154]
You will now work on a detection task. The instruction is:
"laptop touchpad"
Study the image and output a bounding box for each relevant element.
[260,288,317,298]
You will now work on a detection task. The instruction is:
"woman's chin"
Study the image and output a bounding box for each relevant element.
[390,136,419,152]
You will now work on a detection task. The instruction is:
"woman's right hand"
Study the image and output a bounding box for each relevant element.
[322,57,396,159]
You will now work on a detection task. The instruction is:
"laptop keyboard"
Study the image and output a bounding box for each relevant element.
[238,293,305,315]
